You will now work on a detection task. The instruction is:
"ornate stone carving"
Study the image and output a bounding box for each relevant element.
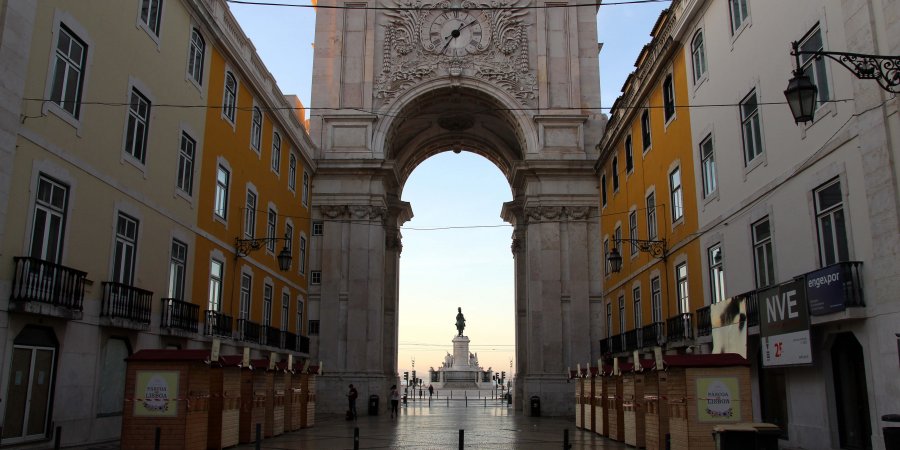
[320,205,349,219]
[386,230,403,252]
[375,0,536,106]
[319,205,388,223]
[510,237,524,254]
[523,206,596,223]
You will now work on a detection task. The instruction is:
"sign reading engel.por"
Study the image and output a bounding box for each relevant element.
[134,371,180,417]
[696,377,741,422]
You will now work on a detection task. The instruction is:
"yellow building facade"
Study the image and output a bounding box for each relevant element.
[595,10,703,357]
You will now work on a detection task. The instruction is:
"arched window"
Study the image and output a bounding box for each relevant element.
[251,107,262,150]
[188,29,205,84]
[691,30,707,82]
[223,72,237,122]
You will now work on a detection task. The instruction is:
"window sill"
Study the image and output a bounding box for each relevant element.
[743,152,766,178]
[701,190,719,208]
[174,188,194,206]
[43,103,84,136]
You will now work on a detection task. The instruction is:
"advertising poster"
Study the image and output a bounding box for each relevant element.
[711,297,747,358]
[806,264,847,316]
[759,279,812,367]
[134,371,180,417]
[696,377,741,422]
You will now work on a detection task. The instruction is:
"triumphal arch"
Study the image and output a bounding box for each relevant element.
[308,0,606,415]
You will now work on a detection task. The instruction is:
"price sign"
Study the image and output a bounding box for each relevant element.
[759,279,812,367]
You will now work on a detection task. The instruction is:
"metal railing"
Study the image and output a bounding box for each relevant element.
[262,325,281,347]
[624,328,641,351]
[160,298,199,333]
[696,305,712,337]
[298,335,310,353]
[282,331,297,351]
[599,337,611,355]
[204,310,233,337]
[665,313,693,342]
[642,322,665,347]
[610,333,626,354]
[101,282,153,324]
[238,319,262,343]
[11,256,87,311]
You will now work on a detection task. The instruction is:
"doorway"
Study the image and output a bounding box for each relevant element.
[2,326,58,443]
[831,332,872,449]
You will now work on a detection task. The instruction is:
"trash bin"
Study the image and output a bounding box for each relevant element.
[530,395,540,417]
[368,394,379,415]
[712,423,780,450]
[884,414,900,450]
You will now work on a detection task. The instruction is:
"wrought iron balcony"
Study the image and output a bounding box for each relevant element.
[298,335,310,354]
[733,290,760,329]
[262,325,281,347]
[282,331,297,351]
[599,337,612,355]
[101,282,152,328]
[204,310,233,337]
[696,305,712,337]
[237,319,262,343]
[642,322,665,347]
[665,312,693,343]
[624,328,642,352]
[805,261,865,315]
[10,256,86,318]
[610,333,626,354]
[160,298,199,334]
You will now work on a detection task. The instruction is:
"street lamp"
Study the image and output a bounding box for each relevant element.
[785,40,900,124]
[235,233,293,271]
[606,239,666,274]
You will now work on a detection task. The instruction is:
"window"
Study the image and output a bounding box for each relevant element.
[752,217,776,288]
[299,236,307,274]
[729,0,750,33]
[208,259,223,311]
[676,262,689,314]
[215,165,229,219]
[296,297,304,333]
[177,132,195,195]
[285,223,294,252]
[709,244,726,304]
[312,221,324,236]
[187,29,205,84]
[113,213,139,286]
[612,157,619,192]
[603,238,610,276]
[663,74,675,122]
[251,107,262,151]
[266,209,277,251]
[263,284,273,326]
[302,171,310,207]
[50,25,87,118]
[244,191,257,238]
[815,179,849,266]
[601,174,608,207]
[140,0,163,36]
[691,30,707,82]
[223,72,237,123]
[29,175,69,264]
[625,136,634,173]
[614,226,622,255]
[311,270,321,285]
[641,109,651,151]
[650,276,662,323]
[800,26,830,105]
[646,192,657,240]
[741,89,764,165]
[239,273,251,320]
[168,239,187,299]
[281,292,290,330]
[618,295,626,333]
[308,319,320,335]
[670,167,683,222]
[606,301,612,338]
[700,134,716,198]
[288,154,297,191]
[633,286,642,329]
[628,211,638,256]
[124,88,151,164]
[271,132,281,173]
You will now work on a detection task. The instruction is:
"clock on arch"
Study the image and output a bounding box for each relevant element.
[422,8,490,57]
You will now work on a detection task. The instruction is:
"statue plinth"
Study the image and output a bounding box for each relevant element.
[452,335,470,369]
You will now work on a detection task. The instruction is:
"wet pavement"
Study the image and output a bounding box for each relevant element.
[234,399,628,449]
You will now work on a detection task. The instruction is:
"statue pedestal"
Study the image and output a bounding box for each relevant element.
[452,336,469,369]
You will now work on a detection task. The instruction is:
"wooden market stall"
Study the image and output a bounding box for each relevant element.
[300,365,319,428]
[238,359,269,443]
[595,365,611,437]
[268,360,285,438]
[208,355,243,450]
[606,364,626,442]
[644,364,669,450]
[573,371,584,429]
[623,359,654,448]
[587,367,599,433]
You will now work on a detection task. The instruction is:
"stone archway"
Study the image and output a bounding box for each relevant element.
[308,0,605,415]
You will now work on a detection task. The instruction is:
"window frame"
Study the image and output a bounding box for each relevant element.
[29,174,69,265]
[618,295,626,334]
[123,87,152,165]
[244,190,257,239]
[641,109,652,153]
[113,213,139,286]
[632,285,642,329]
[729,0,750,35]
[691,29,707,84]
[311,270,321,285]
[239,273,252,320]
[168,239,187,300]
[296,297,304,333]
[187,28,205,86]
[669,167,683,223]
[222,71,238,124]
[302,170,310,207]
[214,165,230,220]
[663,73,676,123]
[208,259,224,312]
[612,157,620,192]
[814,178,849,266]
[266,208,277,252]
[625,135,634,174]
[708,244,725,304]
[628,211,638,257]
[288,154,297,192]
[675,262,689,314]
[799,25,831,107]
[601,174,608,207]
[603,238,610,277]
[700,134,717,199]
[740,89,764,167]
[646,192,657,240]
[271,131,282,175]
[606,301,613,338]
[308,319,320,335]
[299,236,307,275]
[752,217,776,288]
[650,276,662,323]
[177,132,196,196]
[281,291,290,331]
[47,24,88,121]
[312,221,324,236]
[138,0,164,39]
[263,283,273,326]
[250,106,263,152]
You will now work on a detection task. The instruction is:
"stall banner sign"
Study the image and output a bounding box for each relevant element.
[806,264,847,316]
[696,377,741,422]
[134,370,180,417]
[760,279,812,367]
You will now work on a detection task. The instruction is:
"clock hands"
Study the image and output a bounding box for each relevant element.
[440,19,477,55]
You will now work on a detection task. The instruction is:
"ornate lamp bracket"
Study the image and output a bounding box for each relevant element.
[792,44,900,93]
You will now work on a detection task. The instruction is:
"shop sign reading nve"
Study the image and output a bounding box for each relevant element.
[759,278,812,367]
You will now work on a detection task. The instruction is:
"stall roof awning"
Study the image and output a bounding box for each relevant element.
[127,349,210,362]
[664,353,749,368]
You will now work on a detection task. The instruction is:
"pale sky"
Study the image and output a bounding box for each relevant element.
[229,0,670,377]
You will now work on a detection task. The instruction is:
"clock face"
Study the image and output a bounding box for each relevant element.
[423,9,488,57]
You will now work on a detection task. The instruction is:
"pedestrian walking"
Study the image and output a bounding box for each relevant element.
[390,384,400,418]
[347,384,358,420]
[428,385,434,398]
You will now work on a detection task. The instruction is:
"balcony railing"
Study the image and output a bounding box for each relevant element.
[624,328,642,351]
[298,335,310,354]
[262,325,281,347]
[609,333,626,354]
[666,313,693,342]
[642,322,665,346]
[733,290,760,328]
[10,256,87,312]
[282,331,297,351]
[600,337,612,355]
[238,319,261,343]
[696,306,712,337]
[805,261,865,314]
[160,298,199,333]
[205,310,233,337]
[101,282,152,325]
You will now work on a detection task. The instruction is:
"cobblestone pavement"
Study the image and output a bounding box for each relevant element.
[234,400,628,450]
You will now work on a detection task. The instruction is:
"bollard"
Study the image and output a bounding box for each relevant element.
[54,426,62,450]
[459,429,464,450]
[255,423,261,450]
[484,398,487,407]
[465,395,467,407]
[354,427,360,450]
[447,397,449,407]
[563,429,570,450]
[154,427,161,450]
